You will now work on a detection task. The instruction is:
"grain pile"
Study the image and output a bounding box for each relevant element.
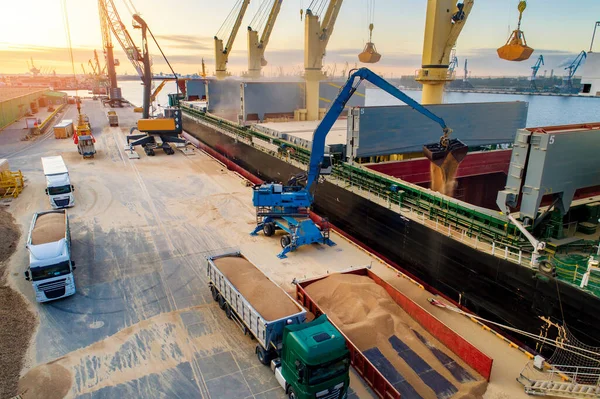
[305,273,487,399]
[31,212,64,245]
[18,363,72,399]
[214,256,301,321]
[0,208,37,398]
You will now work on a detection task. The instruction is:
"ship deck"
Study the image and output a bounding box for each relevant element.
[2,99,537,398]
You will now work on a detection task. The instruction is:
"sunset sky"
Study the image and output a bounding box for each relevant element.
[1,0,599,77]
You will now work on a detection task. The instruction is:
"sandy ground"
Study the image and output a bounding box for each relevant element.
[1,99,538,398]
[0,208,37,398]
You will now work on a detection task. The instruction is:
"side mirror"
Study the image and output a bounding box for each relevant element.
[45,188,49,195]
[297,368,305,383]
[71,185,75,192]
[24,271,30,281]
[71,261,76,267]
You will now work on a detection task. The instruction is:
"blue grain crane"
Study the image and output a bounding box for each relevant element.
[250,68,466,258]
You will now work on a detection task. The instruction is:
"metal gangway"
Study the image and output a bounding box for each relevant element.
[518,361,600,397]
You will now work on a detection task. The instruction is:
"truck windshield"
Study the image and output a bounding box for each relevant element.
[48,185,71,195]
[31,261,71,281]
[307,355,350,386]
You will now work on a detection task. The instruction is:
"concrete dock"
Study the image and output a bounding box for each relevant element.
[2,99,535,398]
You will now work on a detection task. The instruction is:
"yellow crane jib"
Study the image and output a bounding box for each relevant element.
[497,1,534,61]
[303,0,344,120]
[247,0,284,78]
[215,0,251,79]
[416,0,474,105]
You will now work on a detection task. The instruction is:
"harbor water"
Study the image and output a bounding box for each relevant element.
[73,80,600,127]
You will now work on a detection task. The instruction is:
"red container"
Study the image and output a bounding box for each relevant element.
[296,268,493,398]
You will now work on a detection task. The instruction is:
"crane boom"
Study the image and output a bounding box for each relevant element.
[305,68,449,189]
[98,0,144,78]
[251,68,455,257]
[304,0,344,120]
[215,0,251,79]
[247,0,283,77]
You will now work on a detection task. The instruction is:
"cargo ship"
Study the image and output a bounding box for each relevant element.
[177,82,600,351]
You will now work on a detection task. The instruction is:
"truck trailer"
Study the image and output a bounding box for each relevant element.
[41,156,74,208]
[24,210,76,302]
[296,268,494,399]
[207,251,350,399]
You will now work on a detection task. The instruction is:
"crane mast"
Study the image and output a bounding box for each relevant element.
[247,0,283,78]
[98,0,118,102]
[416,0,474,104]
[304,0,344,120]
[215,0,251,79]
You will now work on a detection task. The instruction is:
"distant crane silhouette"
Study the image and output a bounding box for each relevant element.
[563,50,587,91]
[530,55,544,91]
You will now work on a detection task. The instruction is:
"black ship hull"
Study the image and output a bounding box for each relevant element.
[184,116,600,349]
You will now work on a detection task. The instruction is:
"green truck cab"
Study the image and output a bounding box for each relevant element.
[275,315,350,399]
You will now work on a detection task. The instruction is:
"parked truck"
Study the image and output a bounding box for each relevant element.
[207,252,350,399]
[296,268,494,399]
[24,210,76,302]
[41,156,74,208]
[107,110,119,127]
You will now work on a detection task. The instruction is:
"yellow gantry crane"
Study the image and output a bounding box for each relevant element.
[247,0,284,78]
[303,0,344,120]
[215,0,251,79]
[416,0,474,104]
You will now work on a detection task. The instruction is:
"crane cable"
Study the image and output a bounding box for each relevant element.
[61,0,78,97]
[366,0,375,42]
[249,0,272,33]
[516,0,527,31]
[217,0,244,40]
[428,298,600,363]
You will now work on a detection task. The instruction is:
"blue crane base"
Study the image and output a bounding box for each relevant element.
[250,216,335,259]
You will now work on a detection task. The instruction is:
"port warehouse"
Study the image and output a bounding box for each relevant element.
[0,87,67,130]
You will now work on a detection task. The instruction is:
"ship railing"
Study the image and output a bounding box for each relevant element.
[323,171,534,268]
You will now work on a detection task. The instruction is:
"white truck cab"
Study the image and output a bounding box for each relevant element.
[41,156,75,208]
[24,210,76,302]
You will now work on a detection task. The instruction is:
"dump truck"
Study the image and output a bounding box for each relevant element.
[207,251,350,399]
[24,210,76,302]
[296,268,494,399]
[41,156,74,208]
[107,110,119,127]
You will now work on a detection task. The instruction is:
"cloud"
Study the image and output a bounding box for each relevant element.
[153,34,213,50]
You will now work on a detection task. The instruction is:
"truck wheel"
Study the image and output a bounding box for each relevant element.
[256,345,270,365]
[263,222,275,237]
[287,388,297,399]
[218,295,226,310]
[210,286,219,301]
[280,235,291,248]
[225,304,233,319]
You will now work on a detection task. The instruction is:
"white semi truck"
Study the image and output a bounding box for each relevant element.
[41,156,74,208]
[24,210,76,302]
